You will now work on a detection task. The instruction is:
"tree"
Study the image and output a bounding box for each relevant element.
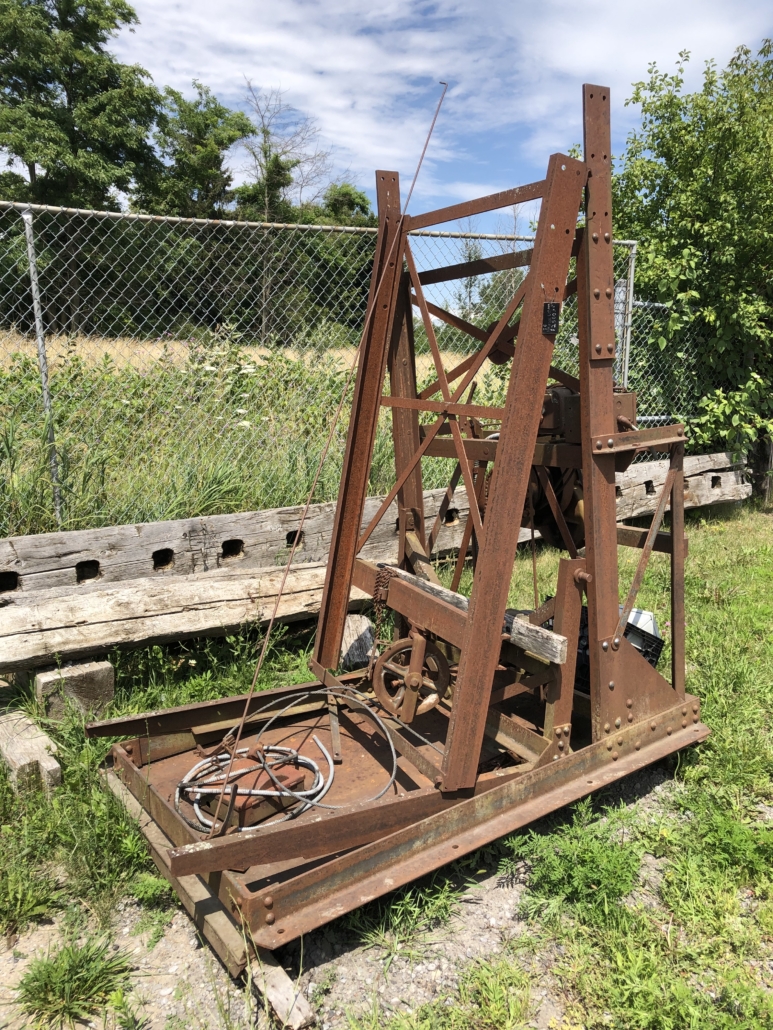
[133,81,253,218]
[0,0,160,208]
[613,43,773,461]
[234,83,334,222]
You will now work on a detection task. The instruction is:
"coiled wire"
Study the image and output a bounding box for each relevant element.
[175,686,398,834]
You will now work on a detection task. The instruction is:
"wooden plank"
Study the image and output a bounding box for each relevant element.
[105,771,315,1028]
[386,563,567,664]
[616,525,689,555]
[0,487,475,596]
[0,564,369,670]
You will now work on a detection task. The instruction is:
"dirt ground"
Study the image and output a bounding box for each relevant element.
[0,764,676,1030]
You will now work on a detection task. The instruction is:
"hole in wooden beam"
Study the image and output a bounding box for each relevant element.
[644,480,655,496]
[711,475,721,489]
[153,547,174,571]
[443,508,460,526]
[285,530,304,550]
[0,570,19,592]
[221,539,245,560]
[615,485,622,499]
[76,560,100,584]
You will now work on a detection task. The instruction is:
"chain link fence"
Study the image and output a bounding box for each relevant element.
[0,201,702,537]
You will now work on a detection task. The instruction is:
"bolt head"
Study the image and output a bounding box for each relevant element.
[558,740,564,750]
[627,714,633,723]
[263,896,274,909]
[612,751,619,761]
[595,343,602,353]
[607,438,614,447]
[667,726,673,735]
[626,698,633,708]
[682,720,688,729]
[613,636,620,648]
[592,232,599,241]
[614,718,621,728]
[635,740,641,751]
[555,727,562,738]
[594,288,600,298]
[604,232,610,242]
[608,680,615,690]
[650,721,657,731]
[265,912,276,925]
[607,742,613,751]
[596,439,603,449]
[617,737,623,746]
[604,722,610,733]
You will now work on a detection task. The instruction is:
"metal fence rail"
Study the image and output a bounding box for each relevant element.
[0,201,701,536]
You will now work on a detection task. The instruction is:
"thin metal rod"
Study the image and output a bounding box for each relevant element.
[622,241,637,389]
[21,210,61,527]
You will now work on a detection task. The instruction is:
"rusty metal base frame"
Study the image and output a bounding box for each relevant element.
[87,85,709,967]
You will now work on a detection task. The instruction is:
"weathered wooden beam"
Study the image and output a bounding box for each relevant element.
[0,563,368,670]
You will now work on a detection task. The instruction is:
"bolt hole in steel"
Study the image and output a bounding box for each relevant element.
[373,638,451,720]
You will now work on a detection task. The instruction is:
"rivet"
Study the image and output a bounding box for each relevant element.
[607,343,614,353]
[677,427,683,435]
[592,232,599,242]
[626,698,633,708]
[614,718,621,729]
[604,232,610,242]
[602,641,609,651]
[604,722,610,733]
[263,896,274,909]
[692,704,699,713]
[558,740,564,750]
[635,740,641,751]
[612,751,619,761]
[555,727,562,738]
[607,438,614,447]
[553,754,559,761]
[693,715,699,723]
[617,737,623,746]
[681,708,687,716]
[564,726,570,736]
[607,742,613,751]
[682,720,687,729]
[125,744,133,756]
[613,637,620,648]
[594,288,600,298]
[596,439,603,449]
[605,288,613,298]
[265,912,276,925]
[651,722,656,731]
[595,343,602,353]
[627,713,633,723]
[608,680,615,690]
[667,726,672,736]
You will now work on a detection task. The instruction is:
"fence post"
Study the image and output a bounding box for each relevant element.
[621,241,637,390]
[21,209,62,528]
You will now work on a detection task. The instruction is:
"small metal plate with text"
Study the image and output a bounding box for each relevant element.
[542,302,560,335]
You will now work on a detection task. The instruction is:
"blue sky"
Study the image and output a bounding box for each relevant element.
[114,0,773,228]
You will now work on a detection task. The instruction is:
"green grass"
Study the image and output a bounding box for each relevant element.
[16,936,132,1028]
[4,501,773,1028]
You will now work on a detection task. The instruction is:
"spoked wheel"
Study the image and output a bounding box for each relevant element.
[373,637,451,721]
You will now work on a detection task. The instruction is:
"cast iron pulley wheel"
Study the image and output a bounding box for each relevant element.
[373,638,451,721]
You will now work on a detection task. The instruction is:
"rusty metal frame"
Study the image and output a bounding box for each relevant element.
[87,85,706,969]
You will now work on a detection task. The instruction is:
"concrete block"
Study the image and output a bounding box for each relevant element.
[0,712,61,792]
[340,614,376,670]
[35,660,114,720]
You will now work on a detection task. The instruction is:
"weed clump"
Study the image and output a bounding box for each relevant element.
[16,937,131,1027]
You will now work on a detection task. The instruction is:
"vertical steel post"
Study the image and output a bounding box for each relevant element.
[21,209,62,528]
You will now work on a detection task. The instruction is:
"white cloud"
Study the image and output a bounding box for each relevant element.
[114,0,773,211]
